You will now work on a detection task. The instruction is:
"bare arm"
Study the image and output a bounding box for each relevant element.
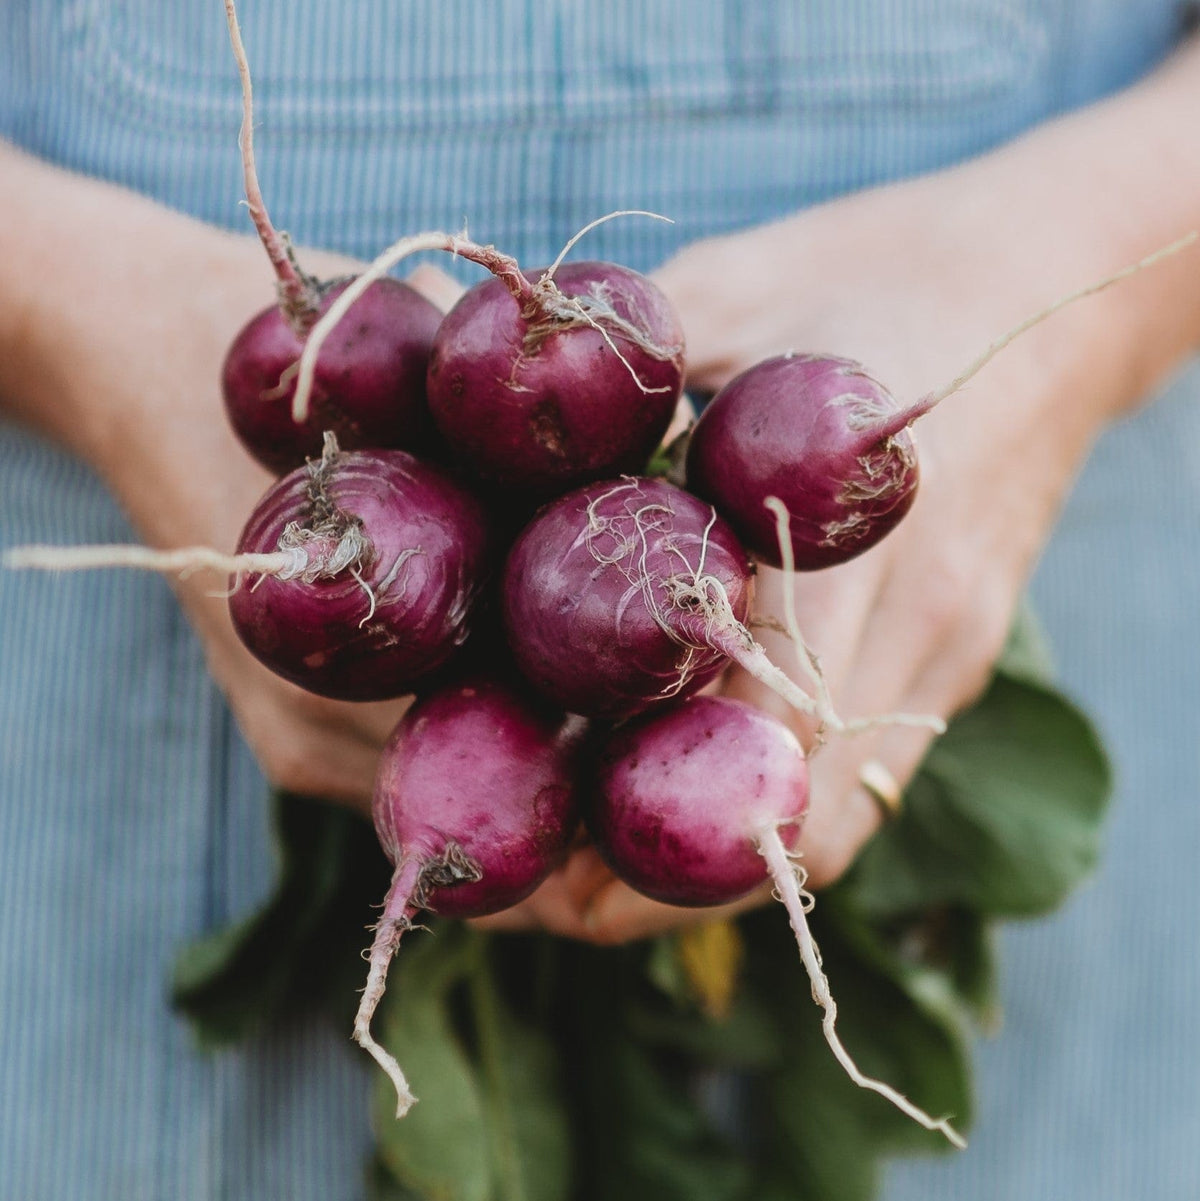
[0,141,409,806]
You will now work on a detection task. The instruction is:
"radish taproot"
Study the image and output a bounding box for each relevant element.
[587,695,965,1146]
[687,233,1197,569]
[219,0,442,473]
[501,476,822,720]
[356,675,584,1115]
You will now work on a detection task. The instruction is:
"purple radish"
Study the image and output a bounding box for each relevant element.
[227,436,491,700]
[356,675,584,1115]
[220,0,442,473]
[687,234,1198,570]
[588,695,964,1147]
[687,352,918,570]
[425,258,685,494]
[502,476,820,720]
[288,213,683,495]
[590,696,808,907]
[222,278,443,475]
[2,434,489,701]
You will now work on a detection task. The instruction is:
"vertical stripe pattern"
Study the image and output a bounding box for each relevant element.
[0,2,1194,1198]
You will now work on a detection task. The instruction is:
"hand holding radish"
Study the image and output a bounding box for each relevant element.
[0,147,458,812]
[481,135,1200,943]
[7,10,1197,1139]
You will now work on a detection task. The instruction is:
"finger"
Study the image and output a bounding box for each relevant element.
[321,692,413,748]
[722,549,886,742]
[470,902,540,933]
[800,718,939,888]
[794,565,951,887]
[664,394,696,442]
[797,568,1011,890]
[406,262,467,312]
[828,541,1009,744]
[581,878,771,945]
[248,711,383,814]
[470,847,617,939]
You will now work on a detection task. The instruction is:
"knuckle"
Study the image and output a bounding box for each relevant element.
[915,556,975,637]
[578,919,636,948]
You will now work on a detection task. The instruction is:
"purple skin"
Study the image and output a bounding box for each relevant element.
[222,277,443,475]
[372,675,583,918]
[587,691,967,1147]
[587,696,808,906]
[356,674,583,1114]
[502,477,754,720]
[426,261,685,495]
[686,353,919,570]
[228,448,490,701]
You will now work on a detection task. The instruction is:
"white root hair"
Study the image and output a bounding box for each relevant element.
[542,209,674,282]
[763,497,946,740]
[580,480,822,714]
[756,823,966,1148]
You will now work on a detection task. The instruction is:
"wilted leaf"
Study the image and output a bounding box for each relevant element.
[677,920,745,1021]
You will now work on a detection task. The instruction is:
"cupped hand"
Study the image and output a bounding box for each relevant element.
[479,151,1154,943]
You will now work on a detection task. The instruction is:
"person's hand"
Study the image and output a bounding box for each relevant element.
[0,148,469,812]
[478,116,1200,942]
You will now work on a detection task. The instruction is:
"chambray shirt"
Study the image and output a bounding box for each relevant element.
[2,3,1197,1198]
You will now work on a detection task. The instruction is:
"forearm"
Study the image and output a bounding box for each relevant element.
[669,35,1200,439]
[936,33,1200,420]
[0,142,269,538]
[0,140,407,808]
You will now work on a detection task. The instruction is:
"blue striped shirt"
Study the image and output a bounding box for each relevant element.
[2,3,1196,1198]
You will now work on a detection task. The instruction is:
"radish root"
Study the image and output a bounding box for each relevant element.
[763,496,945,741]
[756,823,966,1148]
[2,436,377,592]
[904,230,1198,423]
[355,857,425,1118]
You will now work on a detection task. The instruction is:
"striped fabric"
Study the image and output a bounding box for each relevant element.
[0,3,1196,1198]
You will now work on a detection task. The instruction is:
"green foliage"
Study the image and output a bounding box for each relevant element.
[845,673,1111,919]
[172,607,1111,1200]
[171,791,390,1047]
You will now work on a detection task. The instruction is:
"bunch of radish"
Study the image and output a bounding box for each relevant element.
[8,0,1195,1151]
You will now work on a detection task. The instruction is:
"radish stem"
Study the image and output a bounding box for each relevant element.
[292,231,531,423]
[906,230,1198,421]
[222,0,317,328]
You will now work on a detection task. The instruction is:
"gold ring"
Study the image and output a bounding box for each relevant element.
[858,759,903,819]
